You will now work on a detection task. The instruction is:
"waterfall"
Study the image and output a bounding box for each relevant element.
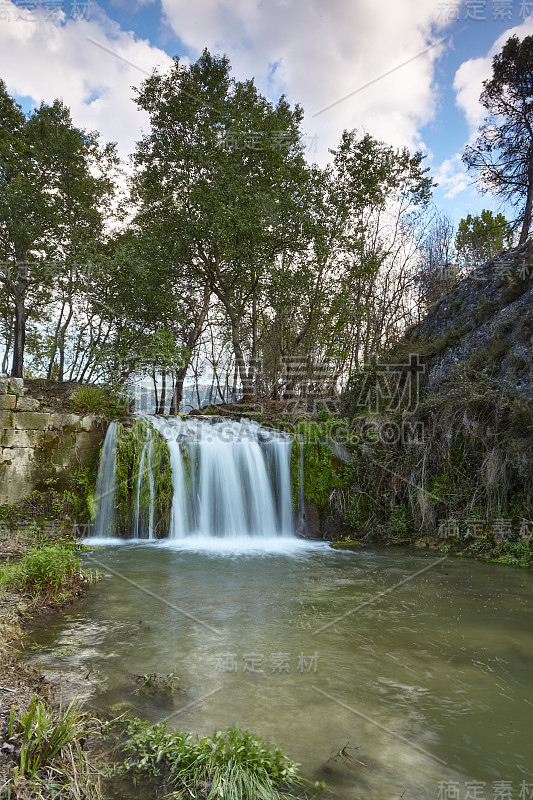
[92,415,298,541]
[92,420,118,538]
[150,416,295,539]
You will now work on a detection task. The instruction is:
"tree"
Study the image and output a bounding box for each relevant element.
[0,82,119,377]
[455,209,513,270]
[132,50,310,403]
[463,35,533,243]
[416,210,457,309]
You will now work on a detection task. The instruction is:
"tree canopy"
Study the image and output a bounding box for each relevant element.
[463,35,533,244]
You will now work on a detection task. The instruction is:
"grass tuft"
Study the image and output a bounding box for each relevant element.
[116,718,312,799]
[4,698,103,799]
[0,542,96,603]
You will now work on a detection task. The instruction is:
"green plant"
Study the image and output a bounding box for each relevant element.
[70,384,129,417]
[390,505,412,540]
[117,718,308,800]
[0,542,96,602]
[5,698,102,798]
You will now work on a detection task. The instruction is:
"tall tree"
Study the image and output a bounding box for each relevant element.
[463,35,533,243]
[132,50,310,402]
[0,83,119,377]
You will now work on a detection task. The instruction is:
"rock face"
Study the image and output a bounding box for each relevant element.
[410,239,533,398]
[0,378,107,504]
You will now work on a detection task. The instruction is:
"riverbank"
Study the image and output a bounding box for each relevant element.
[0,523,103,798]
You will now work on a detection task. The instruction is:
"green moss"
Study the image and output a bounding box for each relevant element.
[114,420,172,538]
[290,420,351,512]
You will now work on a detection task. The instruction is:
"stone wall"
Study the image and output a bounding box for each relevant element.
[0,377,107,505]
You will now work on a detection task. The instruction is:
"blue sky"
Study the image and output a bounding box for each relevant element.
[2,0,533,229]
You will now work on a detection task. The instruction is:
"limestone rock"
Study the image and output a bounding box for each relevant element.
[0,395,16,410]
[15,397,41,412]
[8,377,23,394]
[14,412,51,431]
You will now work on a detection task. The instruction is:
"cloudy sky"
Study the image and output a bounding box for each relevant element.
[2,0,533,224]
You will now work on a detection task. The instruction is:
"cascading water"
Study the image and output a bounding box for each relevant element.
[151,416,295,539]
[92,419,118,538]
[133,426,155,540]
[92,416,298,541]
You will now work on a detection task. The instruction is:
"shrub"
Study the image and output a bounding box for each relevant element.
[118,719,307,800]
[0,542,95,602]
[70,384,129,417]
[5,698,102,799]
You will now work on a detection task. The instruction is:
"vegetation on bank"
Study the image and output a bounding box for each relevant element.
[0,540,97,603]
[69,384,131,418]
[110,717,313,800]
[3,700,104,800]
[0,520,103,798]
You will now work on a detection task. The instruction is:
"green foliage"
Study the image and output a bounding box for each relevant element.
[290,419,357,512]
[0,481,88,529]
[114,419,173,537]
[116,718,307,800]
[390,505,413,540]
[5,698,102,799]
[456,210,512,269]
[70,384,130,417]
[134,669,181,695]
[0,542,95,602]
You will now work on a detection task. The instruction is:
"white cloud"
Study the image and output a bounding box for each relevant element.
[0,3,173,159]
[160,0,460,162]
[434,154,471,198]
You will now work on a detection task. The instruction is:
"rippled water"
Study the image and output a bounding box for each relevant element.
[25,543,533,799]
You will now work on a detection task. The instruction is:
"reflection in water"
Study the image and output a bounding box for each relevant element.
[26,544,533,800]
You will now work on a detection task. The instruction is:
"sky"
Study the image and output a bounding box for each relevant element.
[2,0,533,227]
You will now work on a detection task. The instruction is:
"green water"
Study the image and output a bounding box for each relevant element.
[26,542,533,799]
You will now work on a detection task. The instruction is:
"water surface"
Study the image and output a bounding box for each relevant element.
[26,543,533,799]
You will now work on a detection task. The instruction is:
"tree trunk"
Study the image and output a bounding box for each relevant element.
[170,365,187,415]
[157,369,167,414]
[2,317,13,374]
[169,290,210,415]
[11,259,28,378]
[519,151,533,244]
[57,306,74,382]
[152,370,159,414]
[230,317,252,401]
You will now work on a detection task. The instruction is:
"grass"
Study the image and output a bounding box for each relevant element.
[116,718,312,800]
[69,384,129,418]
[4,698,103,799]
[0,541,96,603]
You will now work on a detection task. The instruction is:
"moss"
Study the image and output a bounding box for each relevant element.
[290,420,352,512]
[114,420,172,538]
[474,298,498,324]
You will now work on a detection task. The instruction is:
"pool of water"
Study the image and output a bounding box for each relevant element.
[25,541,533,799]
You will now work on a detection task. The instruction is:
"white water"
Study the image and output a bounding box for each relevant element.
[133,426,155,540]
[150,416,295,539]
[92,419,117,538]
[92,415,298,542]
